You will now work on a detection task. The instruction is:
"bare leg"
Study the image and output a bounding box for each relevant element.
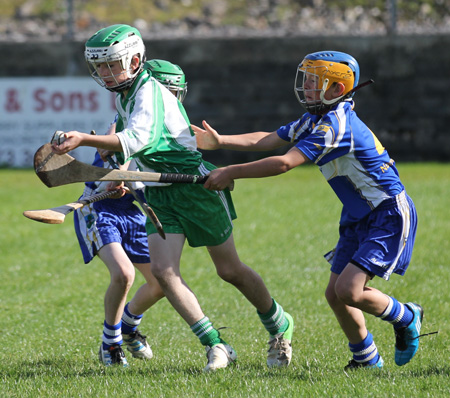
[207,234,273,314]
[98,242,136,325]
[325,272,368,344]
[148,233,205,325]
[129,262,165,315]
[326,265,390,344]
[335,263,389,316]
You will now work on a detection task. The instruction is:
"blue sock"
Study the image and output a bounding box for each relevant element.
[349,331,380,366]
[102,320,122,350]
[121,303,143,334]
[378,296,413,329]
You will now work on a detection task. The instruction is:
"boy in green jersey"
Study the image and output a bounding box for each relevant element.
[51,24,294,372]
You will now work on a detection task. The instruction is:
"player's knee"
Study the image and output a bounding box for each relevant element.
[325,284,339,308]
[150,262,165,278]
[216,268,235,283]
[150,262,177,286]
[216,263,241,284]
[151,283,165,300]
[334,283,359,306]
[111,270,135,291]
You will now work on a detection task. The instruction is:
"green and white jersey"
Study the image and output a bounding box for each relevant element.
[115,70,203,174]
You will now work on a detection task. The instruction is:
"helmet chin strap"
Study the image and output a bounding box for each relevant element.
[320,78,345,106]
[321,79,375,108]
[110,63,145,93]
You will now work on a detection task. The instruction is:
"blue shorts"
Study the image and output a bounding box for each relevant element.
[325,191,417,280]
[74,188,150,264]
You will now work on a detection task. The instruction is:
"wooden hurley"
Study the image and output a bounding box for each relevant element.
[34,143,208,188]
[23,189,122,224]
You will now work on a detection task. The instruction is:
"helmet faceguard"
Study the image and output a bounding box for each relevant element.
[294,51,360,115]
[85,24,146,93]
[146,59,188,103]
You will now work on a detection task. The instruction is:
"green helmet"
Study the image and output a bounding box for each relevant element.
[85,24,146,92]
[145,59,188,102]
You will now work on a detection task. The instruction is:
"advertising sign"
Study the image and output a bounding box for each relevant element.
[0,77,117,167]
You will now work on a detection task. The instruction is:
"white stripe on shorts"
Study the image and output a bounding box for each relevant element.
[384,191,410,278]
[76,187,104,259]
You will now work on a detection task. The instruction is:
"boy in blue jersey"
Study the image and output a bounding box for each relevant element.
[52,24,294,372]
[193,51,423,369]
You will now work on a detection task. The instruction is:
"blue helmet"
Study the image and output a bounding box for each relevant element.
[305,51,360,89]
[294,51,360,114]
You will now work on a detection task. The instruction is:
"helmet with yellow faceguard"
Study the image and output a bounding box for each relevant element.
[294,51,360,115]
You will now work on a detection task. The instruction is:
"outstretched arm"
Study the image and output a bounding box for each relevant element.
[192,120,287,151]
[51,130,122,155]
[204,146,309,191]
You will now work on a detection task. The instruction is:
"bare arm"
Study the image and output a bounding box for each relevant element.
[204,146,309,191]
[51,130,122,155]
[192,120,287,152]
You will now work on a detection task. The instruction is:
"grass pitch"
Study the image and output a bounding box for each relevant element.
[1,164,449,397]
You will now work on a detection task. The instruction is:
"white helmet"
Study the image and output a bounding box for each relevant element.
[85,24,146,92]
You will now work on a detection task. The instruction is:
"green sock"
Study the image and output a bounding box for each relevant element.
[258,298,289,336]
[190,317,222,347]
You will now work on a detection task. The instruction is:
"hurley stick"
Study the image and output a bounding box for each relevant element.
[35,143,208,188]
[23,189,122,224]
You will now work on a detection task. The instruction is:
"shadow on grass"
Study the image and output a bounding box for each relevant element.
[5,358,450,381]
[4,358,103,379]
[404,365,450,377]
[342,364,450,380]
[238,362,450,382]
[4,357,204,379]
[4,358,310,381]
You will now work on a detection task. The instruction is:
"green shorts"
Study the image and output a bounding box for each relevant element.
[144,167,237,247]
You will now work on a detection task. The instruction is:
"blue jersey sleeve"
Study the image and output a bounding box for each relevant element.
[276,113,321,160]
[283,101,404,224]
[295,119,351,164]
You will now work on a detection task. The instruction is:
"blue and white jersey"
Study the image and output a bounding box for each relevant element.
[277,101,404,225]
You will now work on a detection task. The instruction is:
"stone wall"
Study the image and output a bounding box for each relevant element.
[2,34,449,163]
